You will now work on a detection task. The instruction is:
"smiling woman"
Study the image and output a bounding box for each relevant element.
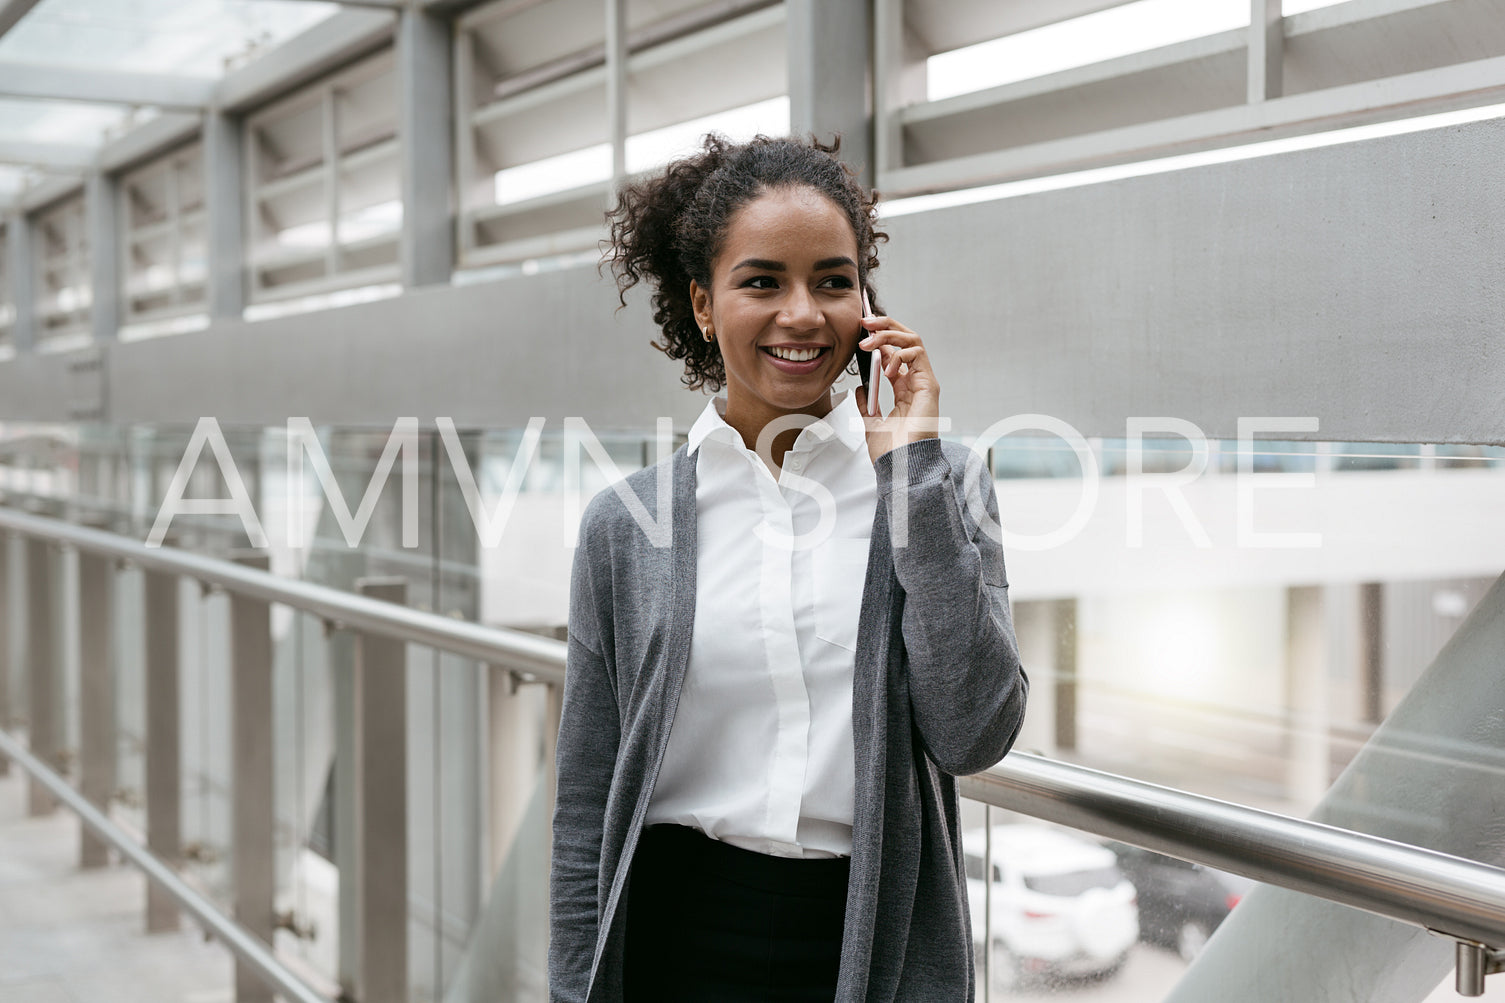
[550,134,1029,1002]
[688,186,864,466]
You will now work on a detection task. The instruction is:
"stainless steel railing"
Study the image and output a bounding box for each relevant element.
[1,503,1503,998]
[0,727,330,1003]
[961,757,1505,989]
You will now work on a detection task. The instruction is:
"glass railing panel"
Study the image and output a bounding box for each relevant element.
[5,421,1502,1002]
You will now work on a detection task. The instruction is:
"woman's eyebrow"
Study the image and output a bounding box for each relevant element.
[732,257,784,272]
[730,256,858,272]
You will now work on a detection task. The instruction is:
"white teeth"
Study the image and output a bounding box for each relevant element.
[767,346,822,362]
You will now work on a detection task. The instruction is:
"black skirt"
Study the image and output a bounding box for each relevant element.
[623,824,850,1002]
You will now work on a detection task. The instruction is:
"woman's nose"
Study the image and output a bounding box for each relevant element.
[777,286,823,328]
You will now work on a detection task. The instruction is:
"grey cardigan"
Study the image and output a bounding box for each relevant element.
[549,435,1028,1002]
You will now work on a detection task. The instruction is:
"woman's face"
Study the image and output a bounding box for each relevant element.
[691,185,863,434]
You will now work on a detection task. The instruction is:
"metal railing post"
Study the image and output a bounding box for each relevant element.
[25,533,60,815]
[144,546,182,933]
[230,552,275,1003]
[354,577,408,1003]
[333,590,362,995]
[0,530,11,773]
[78,521,117,868]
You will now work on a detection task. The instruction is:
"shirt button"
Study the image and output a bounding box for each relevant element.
[786,456,805,473]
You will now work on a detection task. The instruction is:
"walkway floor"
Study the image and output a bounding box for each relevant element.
[0,767,232,1003]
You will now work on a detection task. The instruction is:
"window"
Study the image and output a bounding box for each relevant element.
[33,192,89,340]
[120,141,207,323]
[245,50,399,303]
[455,0,788,269]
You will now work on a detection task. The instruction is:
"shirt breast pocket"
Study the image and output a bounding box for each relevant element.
[813,538,872,652]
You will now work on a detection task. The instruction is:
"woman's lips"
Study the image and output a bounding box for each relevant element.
[761,345,830,374]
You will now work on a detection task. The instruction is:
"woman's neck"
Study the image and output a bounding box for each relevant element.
[724,390,835,473]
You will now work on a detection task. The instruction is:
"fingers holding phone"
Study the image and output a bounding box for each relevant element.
[853,295,941,460]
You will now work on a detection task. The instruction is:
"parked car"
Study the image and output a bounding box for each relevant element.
[963,824,1140,987]
[1106,842,1254,961]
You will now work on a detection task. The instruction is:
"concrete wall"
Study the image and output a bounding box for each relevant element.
[2,116,1503,445]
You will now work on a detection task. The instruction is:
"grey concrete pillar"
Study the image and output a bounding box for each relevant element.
[542,679,563,866]
[872,0,927,176]
[86,171,120,342]
[1283,585,1328,811]
[333,615,361,997]
[486,664,547,879]
[78,537,116,867]
[144,556,181,932]
[1053,598,1079,753]
[7,214,34,352]
[398,7,455,288]
[1360,581,1385,724]
[25,534,60,815]
[355,576,409,1003]
[605,0,627,184]
[0,532,11,768]
[204,110,246,320]
[230,553,275,1003]
[1009,599,1057,757]
[786,0,872,181]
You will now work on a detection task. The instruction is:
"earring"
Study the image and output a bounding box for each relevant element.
[702,326,714,343]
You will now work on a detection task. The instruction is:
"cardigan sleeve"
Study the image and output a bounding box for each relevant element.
[548,523,621,1003]
[874,437,1029,776]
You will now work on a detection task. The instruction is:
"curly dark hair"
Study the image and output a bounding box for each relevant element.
[604,133,887,392]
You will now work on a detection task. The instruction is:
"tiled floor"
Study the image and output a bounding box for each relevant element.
[0,767,232,1003]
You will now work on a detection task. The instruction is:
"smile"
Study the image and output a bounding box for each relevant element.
[762,346,829,362]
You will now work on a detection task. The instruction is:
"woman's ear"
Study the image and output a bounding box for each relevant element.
[689,279,712,331]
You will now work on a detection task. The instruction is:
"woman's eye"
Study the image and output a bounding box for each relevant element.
[743,276,778,290]
[819,275,856,289]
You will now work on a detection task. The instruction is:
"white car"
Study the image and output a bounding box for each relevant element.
[963,823,1140,986]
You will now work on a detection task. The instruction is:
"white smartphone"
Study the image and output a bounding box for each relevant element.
[862,287,880,416]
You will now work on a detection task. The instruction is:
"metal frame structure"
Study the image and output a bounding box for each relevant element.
[873,0,1505,195]
[0,503,1502,998]
[0,0,1500,354]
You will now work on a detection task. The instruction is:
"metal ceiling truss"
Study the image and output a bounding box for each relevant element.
[0,63,215,110]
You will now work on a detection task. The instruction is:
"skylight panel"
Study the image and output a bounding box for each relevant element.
[0,0,339,78]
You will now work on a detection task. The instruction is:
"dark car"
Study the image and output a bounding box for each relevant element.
[1106,843,1254,961]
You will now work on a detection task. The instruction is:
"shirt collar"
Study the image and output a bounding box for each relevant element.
[687,388,868,457]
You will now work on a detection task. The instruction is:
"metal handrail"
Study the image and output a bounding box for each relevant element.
[3,504,1504,969]
[0,728,332,1003]
[961,756,1505,948]
[0,505,566,684]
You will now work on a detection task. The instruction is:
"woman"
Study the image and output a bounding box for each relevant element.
[549,134,1028,1002]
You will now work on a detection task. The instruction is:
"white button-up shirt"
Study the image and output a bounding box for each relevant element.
[645,389,877,858]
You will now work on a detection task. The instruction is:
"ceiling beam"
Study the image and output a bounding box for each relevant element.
[0,62,214,110]
[0,0,43,40]
[216,8,395,112]
[0,140,94,171]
